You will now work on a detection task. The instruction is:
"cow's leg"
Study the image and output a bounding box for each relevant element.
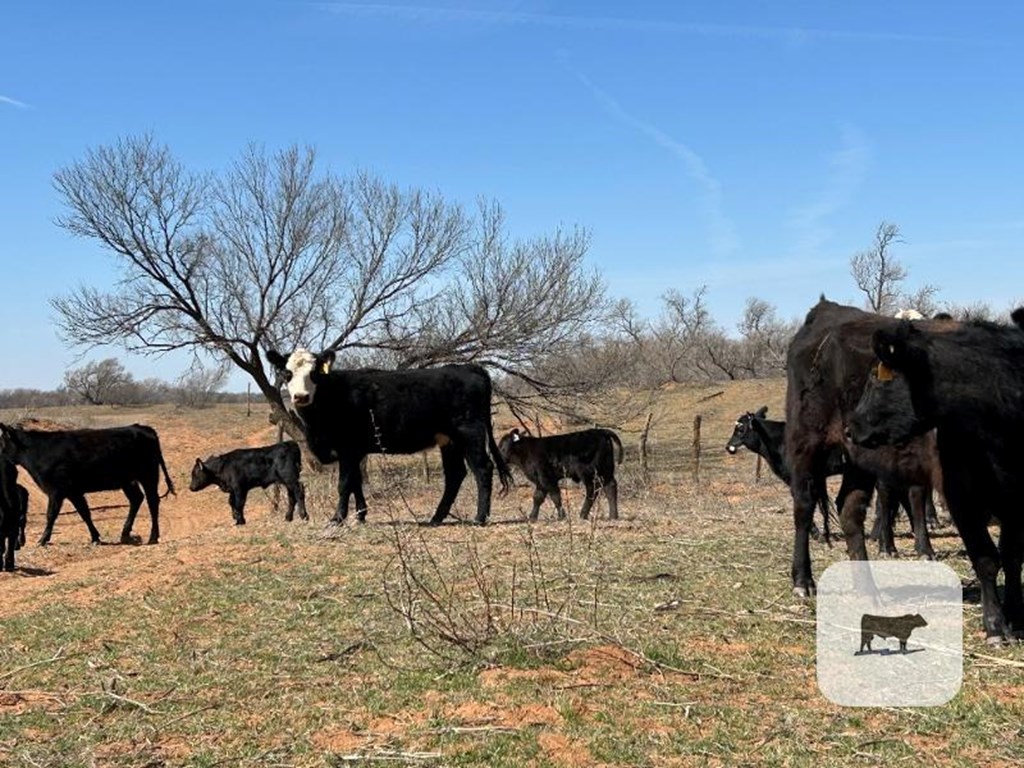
[789,465,819,598]
[462,432,495,526]
[37,494,65,546]
[547,483,565,521]
[229,488,248,525]
[285,481,308,522]
[140,477,161,544]
[873,483,898,557]
[603,476,619,521]
[908,486,935,560]
[67,494,102,545]
[120,483,145,544]
[430,444,467,525]
[332,459,361,524]
[529,487,546,521]
[999,523,1024,635]
[946,480,1006,640]
[579,475,597,520]
[2,528,13,571]
[294,481,308,521]
[924,487,942,529]
[838,467,875,562]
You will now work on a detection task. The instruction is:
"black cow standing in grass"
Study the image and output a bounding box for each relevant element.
[725,407,938,552]
[497,428,623,521]
[0,459,28,570]
[266,349,512,526]
[190,441,307,525]
[0,423,174,546]
[849,311,1024,642]
[726,407,841,543]
[859,613,928,654]
[785,298,944,597]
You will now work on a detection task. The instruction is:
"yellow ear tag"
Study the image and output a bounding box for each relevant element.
[876,361,894,381]
[320,361,331,374]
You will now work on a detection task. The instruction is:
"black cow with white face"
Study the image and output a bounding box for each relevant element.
[0,423,174,546]
[849,311,1024,642]
[190,441,307,525]
[266,348,512,525]
[497,428,622,521]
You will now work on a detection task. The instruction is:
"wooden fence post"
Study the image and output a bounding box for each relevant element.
[692,414,702,487]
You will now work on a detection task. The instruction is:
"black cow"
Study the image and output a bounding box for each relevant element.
[725,407,840,542]
[725,407,936,553]
[785,298,944,597]
[497,428,623,521]
[849,312,1024,641]
[190,441,307,525]
[0,423,174,546]
[266,348,512,526]
[0,459,28,571]
[859,613,928,653]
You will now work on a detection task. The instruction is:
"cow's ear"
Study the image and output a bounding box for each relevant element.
[266,350,287,370]
[317,350,336,375]
[755,406,768,418]
[194,458,204,470]
[873,328,912,371]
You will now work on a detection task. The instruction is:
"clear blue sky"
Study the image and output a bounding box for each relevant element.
[2,1,1022,389]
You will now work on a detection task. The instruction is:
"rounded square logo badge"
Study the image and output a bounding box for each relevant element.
[817,561,962,707]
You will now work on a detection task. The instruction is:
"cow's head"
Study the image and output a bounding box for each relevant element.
[189,458,215,492]
[497,428,530,462]
[0,424,20,461]
[848,323,933,448]
[725,406,768,455]
[911,613,928,628]
[266,348,335,408]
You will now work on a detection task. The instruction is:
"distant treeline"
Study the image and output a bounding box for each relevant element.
[0,386,254,410]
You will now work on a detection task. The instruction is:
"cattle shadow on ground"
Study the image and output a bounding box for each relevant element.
[854,647,925,657]
[12,566,55,578]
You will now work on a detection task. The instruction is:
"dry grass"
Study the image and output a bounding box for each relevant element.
[0,385,1022,767]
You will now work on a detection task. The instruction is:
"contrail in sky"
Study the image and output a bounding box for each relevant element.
[0,95,29,109]
[316,3,974,45]
[571,68,739,258]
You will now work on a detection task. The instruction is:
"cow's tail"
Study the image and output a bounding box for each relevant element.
[602,429,624,464]
[156,440,176,498]
[488,426,514,496]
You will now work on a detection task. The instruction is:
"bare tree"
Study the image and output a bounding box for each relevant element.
[850,221,907,314]
[50,136,606,436]
[850,221,939,315]
[175,359,231,408]
[62,358,135,405]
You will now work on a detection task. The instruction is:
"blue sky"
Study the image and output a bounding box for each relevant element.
[2,1,1022,389]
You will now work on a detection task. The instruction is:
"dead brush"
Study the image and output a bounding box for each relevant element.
[380,501,612,667]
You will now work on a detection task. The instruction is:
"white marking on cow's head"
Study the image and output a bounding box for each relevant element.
[279,348,334,408]
[726,445,737,454]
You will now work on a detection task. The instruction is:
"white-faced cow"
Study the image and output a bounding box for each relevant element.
[497,428,623,521]
[849,311,1024,642]
[0,423,174,546]
[190,441,307,525]
[265,349,512,525]
[784,298,944,597]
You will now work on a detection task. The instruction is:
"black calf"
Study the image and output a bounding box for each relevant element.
[190,441,307,525]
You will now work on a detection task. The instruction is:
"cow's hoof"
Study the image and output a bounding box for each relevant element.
[793,585,816,599]
[427,518,444,527]
[234,519,246,526]
[986,634,1008,647]
[90,539,102,547]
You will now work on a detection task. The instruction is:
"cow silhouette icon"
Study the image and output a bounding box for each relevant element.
[858,613,928,654]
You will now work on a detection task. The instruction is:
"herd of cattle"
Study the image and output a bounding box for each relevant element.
[1,296,1024,643]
